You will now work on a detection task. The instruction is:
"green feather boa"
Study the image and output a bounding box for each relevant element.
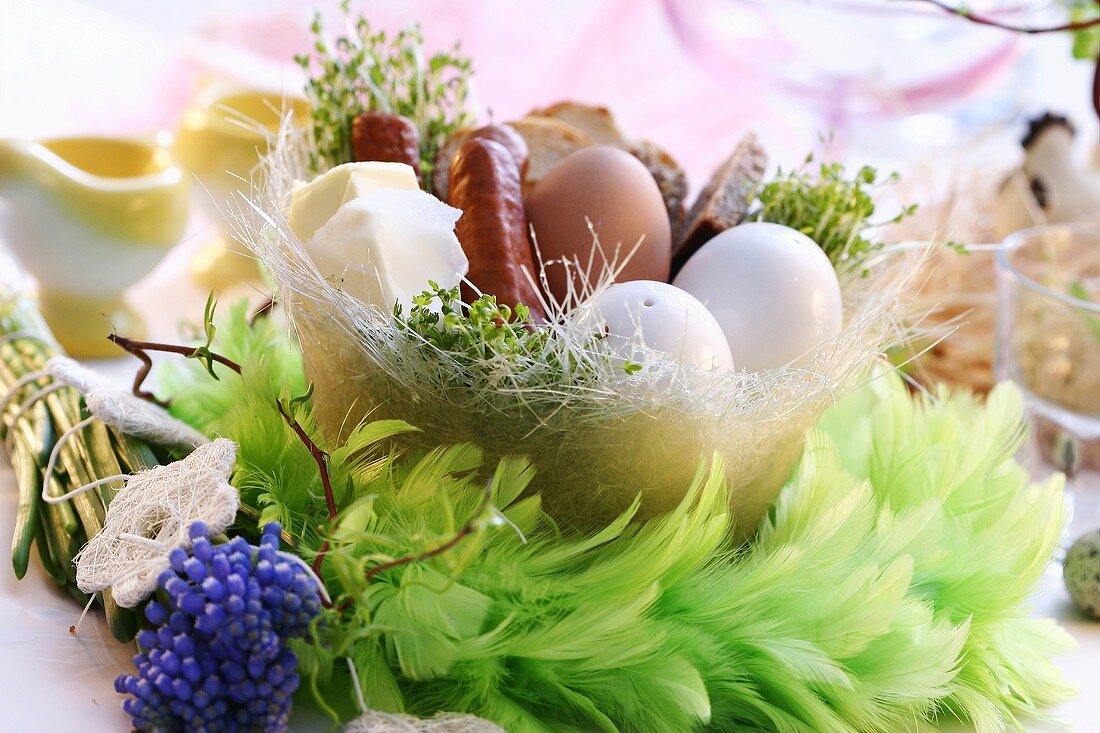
[162,305,1073,732]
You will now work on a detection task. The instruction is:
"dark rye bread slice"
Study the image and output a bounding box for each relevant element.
[628,139,688,233]
[671,133,767,276]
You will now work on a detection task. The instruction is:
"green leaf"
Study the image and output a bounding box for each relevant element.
[289,382,316,412]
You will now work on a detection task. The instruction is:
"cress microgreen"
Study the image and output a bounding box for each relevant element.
[393,284,644,378]
[755,153,916,267]
[394,283,548,365]
[295,2,476,191]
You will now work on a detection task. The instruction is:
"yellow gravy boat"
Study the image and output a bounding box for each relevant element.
[175,84,309,290]
[0,135,189,357]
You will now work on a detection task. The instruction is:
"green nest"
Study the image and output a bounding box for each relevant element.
[163,306,1072,733]
[231,118,915,541]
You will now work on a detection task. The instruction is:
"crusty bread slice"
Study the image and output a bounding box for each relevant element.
[528,101,629,148]
[507,116,593,191]
[431,128,473,197]
[671,133,767,275]
[530,103,687,229]
[628,139,688,232]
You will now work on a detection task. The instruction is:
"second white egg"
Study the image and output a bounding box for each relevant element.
[673,222,843,372]
[576,280,733,372]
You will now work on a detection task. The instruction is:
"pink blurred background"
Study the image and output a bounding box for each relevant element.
[2,0,1095,185]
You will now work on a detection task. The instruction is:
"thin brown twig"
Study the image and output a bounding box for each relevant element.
[110,334,330,518]
[109,334,244,375]
[910,0,1100,34]
[362,523,478,583]
[108,334,167,407]
[273,399,338,588]
[335,482,493,612]
[274,399,337,522]
[108,329,495,611]
[107,331,337,606]
[365,481,493,583]
[1093,53,1100,121]
[311,540,331,581]
[108,333,244,408]
[249,297,277,326]
[916,0,1100,127]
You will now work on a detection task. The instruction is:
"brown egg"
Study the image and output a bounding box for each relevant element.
[525,146,671,305]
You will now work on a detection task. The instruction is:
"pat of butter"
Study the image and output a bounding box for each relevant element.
[286,161,419,242]
[306,189,467,311]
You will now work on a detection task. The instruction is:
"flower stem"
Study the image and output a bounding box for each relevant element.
[107,331,337,601]
[108,334,243,408]
[271,399,338,586]
[912,0,1100,34]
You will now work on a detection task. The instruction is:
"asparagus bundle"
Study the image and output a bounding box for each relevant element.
[0,291,161,641]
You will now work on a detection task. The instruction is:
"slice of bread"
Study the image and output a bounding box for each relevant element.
[507,116,593,191]
[628,139,688,231]
[530,103,687,229]
[528,101,629,148]
[432,128,473,197]
[671,133,767,275]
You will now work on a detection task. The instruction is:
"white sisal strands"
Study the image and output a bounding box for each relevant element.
[226,116,926,538]
[47,356,209,451]
[74,439,239,607]
[344,711,505,733]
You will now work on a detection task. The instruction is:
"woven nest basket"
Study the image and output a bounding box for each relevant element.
[234,126,916,541]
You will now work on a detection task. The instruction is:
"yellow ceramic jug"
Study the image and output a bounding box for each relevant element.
[0,134,189,357]
[175,83,309,290]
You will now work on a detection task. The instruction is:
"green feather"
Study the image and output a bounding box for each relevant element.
[162,307,1073,732]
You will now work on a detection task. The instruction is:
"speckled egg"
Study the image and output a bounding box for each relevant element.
[1064,529,1100,620]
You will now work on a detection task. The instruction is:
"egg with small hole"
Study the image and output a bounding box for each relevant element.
[575,280,733,373]
[673,222,843,372]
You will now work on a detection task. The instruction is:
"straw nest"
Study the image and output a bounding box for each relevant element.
[229,120,920,540]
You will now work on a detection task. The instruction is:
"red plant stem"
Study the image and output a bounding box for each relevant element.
[911,0,1100,34]
[108,335,164,407]
[108,333,336,521]
[109,334,243,408]
[109,334,243,374]
[312,541,331,580]
[363,524,477,584]
[911,1,1100,124]
[249,297,277,326]
[274,400,337,522]
[336,483,495,612]
[1093,54,1100,121]
[272,399,338,588]
[108,331,336,605]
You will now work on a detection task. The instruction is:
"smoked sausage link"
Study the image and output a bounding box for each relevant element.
[470,124,529,181]
[351,112,422,177]
[433,124,530,202]
[448,138,546,320]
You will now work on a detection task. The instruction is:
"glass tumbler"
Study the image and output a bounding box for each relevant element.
[996,223,1100,540]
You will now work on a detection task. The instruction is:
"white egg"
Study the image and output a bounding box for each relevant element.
[673,222,842,372]
[576,280,733,371]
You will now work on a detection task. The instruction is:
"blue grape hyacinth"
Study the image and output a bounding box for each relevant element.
[115,522,322,732]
